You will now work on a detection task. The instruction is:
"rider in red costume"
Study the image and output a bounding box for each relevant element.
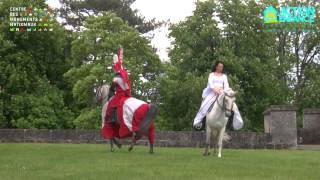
[102,48,157,151]
[105,48,131,123]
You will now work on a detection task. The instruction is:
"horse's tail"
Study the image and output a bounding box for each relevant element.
[223,132,231,142]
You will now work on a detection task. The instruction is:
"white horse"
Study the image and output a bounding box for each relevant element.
[203,88,237,158]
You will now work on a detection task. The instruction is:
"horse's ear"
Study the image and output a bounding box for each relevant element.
[232,102,239,111]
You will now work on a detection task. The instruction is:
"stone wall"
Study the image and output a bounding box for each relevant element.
[0,129,272,149]
[303,108,320,130]
[0,129,104,143]
[2,106,318,148]
[155,131,272,149]
[298,128,320,144]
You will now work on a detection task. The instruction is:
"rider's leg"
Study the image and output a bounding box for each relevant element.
[110,107,117,123]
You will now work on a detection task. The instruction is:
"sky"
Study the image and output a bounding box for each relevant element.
[131,0,196,23]
[131,0,196,61]
[45,0,197,61]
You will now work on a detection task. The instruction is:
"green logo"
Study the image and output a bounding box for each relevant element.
[264,6,278,23]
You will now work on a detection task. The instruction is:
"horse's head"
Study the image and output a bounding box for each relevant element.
[93,82,110,105]
[219,88,236,117]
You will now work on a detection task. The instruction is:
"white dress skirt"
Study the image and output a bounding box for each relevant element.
[193,92,217,126]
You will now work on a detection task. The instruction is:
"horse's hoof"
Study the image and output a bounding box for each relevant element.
[149,151,154,154]
[128,146,133,152]
[116,144,122,149]
[110,148,115,152]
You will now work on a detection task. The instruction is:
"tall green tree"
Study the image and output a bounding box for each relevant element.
[58,0,164,33]
[0,0,73,128]
[216,0,292,130]
[257,0,320,125]
[64,12,162,128]
[158,0,222,130]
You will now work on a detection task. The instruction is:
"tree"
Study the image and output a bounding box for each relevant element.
[216,0,292,130]
[58,0,164,33]
[64,12,162,128]
[256,0,320,125]
[0,0,73,128]
[157,0,222,130]
[158,64,207,130]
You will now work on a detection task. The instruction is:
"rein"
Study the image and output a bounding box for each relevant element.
[216,93,234,117]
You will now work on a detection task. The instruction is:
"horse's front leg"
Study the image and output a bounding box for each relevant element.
[213,143,217,154]
[212,130,217,154]
[113,138,122,149]
[217,128,225,158]
[149,144,154,154]
[203,124,211,156]
[110,138,115,152]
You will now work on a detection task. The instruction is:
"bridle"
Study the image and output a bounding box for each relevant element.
[216,93,235,117]
[94,84,102,103]
[94,83,109,105]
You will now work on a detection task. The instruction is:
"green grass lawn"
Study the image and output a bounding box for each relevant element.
[0,143,319,180]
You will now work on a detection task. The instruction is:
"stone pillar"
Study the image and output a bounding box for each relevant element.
[263,105,298,148]
[303,108,320,130]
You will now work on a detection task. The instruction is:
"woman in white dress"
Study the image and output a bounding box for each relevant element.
[193,61,229,130]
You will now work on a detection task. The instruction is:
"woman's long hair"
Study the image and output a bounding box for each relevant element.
[211,60,225,73]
